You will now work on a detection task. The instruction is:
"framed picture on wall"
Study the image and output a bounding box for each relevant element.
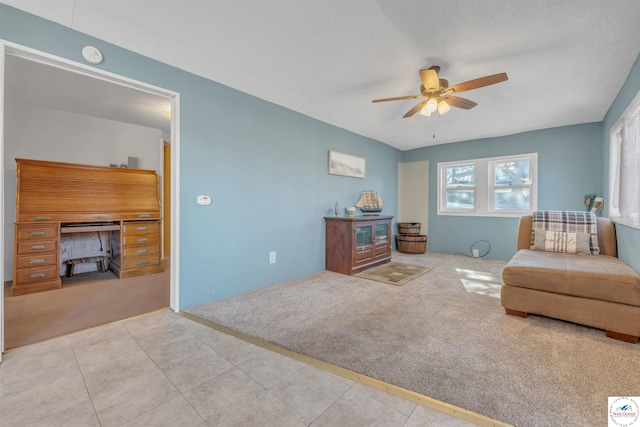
[328,150,366,178]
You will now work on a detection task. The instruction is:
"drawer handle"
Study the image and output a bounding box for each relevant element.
[29,231,47,237]
[136,260,149,265]
[28,273,46,279]
[29,245,46,250]
[93,215,107,219]
[28,259,46,265]
[137,249,149,254]
[137,238,149,243]
[136,226,148,231]
[34,216,52,221]
[139,214,151,218]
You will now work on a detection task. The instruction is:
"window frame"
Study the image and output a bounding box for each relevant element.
[437,153,538,217]
[608,89,640,226]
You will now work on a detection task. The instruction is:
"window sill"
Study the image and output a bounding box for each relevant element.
[437,211,532,218]
[613,218,640,231]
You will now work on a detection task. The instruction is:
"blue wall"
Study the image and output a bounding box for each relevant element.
[0,5,402,308]
[616,223,640,274]
[402,123,603,260]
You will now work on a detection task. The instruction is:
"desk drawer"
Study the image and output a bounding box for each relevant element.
[16,265,59,284]
[17,225,58,241]
[124,221,160,237]
[125,233,160,246]
[17,240,57,255]
[124,252,161,270]
[16,253,57,268]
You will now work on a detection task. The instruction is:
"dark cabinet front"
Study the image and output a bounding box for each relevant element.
[325,216,392,275]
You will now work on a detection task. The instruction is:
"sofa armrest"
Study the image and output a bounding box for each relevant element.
[516,215,533,251]
[597,216,617,257]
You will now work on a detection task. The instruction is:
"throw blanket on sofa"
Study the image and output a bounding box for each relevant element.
[531,210,600,254]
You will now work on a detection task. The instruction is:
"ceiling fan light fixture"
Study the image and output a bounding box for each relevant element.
[425,97,438,113]
[437,100,450,115]
[419,105,432,117]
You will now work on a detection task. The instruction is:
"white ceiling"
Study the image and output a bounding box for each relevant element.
[3,1,640,150]
[5,55,172,132]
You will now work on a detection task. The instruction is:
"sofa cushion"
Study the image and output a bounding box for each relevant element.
[532,230,592,254]
[502,249,640,306]
[531,210,600,254]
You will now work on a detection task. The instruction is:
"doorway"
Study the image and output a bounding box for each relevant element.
[0,41,181,355]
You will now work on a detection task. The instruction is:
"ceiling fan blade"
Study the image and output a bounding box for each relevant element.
[443,96,478,110]
[372,94,424,103]
[403,100,427,118]
[447,72,508,94]
[419,69,440,92]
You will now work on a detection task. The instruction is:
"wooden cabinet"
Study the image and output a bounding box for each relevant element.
[12,159,163,295]
[110,220,163,278]
[13,223,61,295]
[325,216,393,275]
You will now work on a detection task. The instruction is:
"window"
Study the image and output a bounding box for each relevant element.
[437,153,537,217]
[609,91,640,221]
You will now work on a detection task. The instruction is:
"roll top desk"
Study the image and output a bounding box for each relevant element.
[12,158,164,296]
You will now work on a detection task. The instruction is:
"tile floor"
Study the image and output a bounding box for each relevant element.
[0,309,477,426]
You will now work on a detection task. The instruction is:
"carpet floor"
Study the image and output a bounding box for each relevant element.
[186,251,640,427]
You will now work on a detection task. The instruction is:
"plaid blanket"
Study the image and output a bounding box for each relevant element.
[531,210,600,254]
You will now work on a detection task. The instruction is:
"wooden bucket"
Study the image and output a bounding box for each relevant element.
[396,234,428,254]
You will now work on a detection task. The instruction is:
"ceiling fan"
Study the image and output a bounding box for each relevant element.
[372,66,508,118]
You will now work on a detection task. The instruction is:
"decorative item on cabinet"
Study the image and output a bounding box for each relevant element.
[356,191,383,215]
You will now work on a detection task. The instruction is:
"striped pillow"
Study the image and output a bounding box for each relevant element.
[532,230,592,254]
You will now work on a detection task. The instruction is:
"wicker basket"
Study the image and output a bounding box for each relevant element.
[396,234,428,254]
[398,222,421,235]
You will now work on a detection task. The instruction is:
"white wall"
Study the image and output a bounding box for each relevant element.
[398,160,429,240]
[4,101,163,279]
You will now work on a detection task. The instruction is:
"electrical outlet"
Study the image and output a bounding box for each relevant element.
[269,251,276,264]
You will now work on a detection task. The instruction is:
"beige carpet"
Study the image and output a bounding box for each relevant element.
[356,261,433,286]
[186,251,640,427]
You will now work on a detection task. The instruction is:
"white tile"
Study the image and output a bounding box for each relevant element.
[271,365,352,424]
[405,404,479,427]
[181,365,308,425]
[351,382,417,417]
[311,387,408,426]
[124,396,206,427]
[69,321,130,349]
[92,369,179,427]
[210,335,272,365]
[238,348,306,389]
[162,347,234,393]
[123,310,175,335]
[133,321,210,368]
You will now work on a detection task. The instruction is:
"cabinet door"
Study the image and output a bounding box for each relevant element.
[354,225,373,263]
[375,223,388,244]
[355,226,372,248]
[373,221,391,259]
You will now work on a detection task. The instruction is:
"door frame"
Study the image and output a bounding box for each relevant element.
[0,40,182,359]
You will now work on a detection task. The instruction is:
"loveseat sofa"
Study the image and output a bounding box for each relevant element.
[501,211,640,343]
